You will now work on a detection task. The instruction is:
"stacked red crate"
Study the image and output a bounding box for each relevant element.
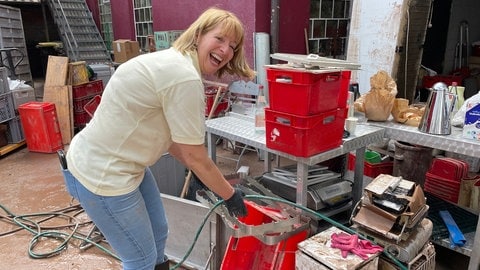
[72,80,104,128]
[347,153,394,178]
[264,66,351,157]
[424,157,469,203]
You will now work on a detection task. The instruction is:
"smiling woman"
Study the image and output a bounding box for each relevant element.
[61,7,255,270]
[173,7,255,79]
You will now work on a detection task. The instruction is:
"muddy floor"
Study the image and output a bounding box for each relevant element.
[0,142,266,270]
[0,142,470,269]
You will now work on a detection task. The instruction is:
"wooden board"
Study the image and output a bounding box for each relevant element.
[45,56,69,87]
[43,85,73,145]
[0,141,26,156]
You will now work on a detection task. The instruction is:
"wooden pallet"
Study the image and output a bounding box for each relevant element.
[0,141,26,156]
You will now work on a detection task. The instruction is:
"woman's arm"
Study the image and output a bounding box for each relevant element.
[168,142,235,200]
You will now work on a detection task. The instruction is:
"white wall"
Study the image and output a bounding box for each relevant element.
[347,0,406,94]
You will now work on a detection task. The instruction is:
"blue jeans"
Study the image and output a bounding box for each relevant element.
[62,167,168,270]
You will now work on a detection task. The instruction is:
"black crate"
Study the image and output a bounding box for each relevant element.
[6,116,24,143]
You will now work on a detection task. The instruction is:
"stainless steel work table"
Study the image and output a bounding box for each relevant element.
[368,120,480,269]
[369,121,480,157]
[205,113,385,207]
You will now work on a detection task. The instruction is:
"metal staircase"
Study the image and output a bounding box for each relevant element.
[46,0,111,64]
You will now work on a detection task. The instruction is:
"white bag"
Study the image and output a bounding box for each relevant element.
[451,91,480,127]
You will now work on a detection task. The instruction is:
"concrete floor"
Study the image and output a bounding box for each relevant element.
[0,140,471,269]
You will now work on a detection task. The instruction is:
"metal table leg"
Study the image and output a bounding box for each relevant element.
[296,162,309,206]
[207,132,217,163]
[352,146,366,204]
[468,218,480,270]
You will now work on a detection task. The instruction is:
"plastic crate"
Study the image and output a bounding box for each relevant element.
[73,95,95,112]
[6,116,24,143]
[338,70,352,108]
[84,95,101,117]
[221,200,309,270]
[68,61,89,86]
[11,85,36,110]
[0,91,15,123]
[0,67,9,94]
[18,102,63,153]
[422,75,463,89]
[205,86,228,117]
[89,64,113,87]
[74,110,91,128]
[424,173,460,203]
[265,108,346,157]
[348,153,394,178]
[266,67,349,115]
[72,80,103,100]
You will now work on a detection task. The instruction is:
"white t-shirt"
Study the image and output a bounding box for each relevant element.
[66,48,206,196]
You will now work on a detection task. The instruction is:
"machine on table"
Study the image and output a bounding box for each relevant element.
[260,164,352,212]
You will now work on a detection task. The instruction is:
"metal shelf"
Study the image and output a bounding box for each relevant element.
[205,113,385,207]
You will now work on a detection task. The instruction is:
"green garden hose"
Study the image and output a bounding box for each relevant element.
[1,195,407,270]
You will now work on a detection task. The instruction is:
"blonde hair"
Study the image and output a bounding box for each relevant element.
[173,7,255,79]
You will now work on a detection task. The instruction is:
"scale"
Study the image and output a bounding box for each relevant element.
[259,165,352,210]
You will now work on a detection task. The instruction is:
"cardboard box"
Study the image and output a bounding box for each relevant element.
[113,39,140,63]
[468,56,480,65]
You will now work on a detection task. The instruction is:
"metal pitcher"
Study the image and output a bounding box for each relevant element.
[418,82,457,135]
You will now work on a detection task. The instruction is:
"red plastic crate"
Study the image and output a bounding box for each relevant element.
[348,153,393,178]
[265,108,346,157]
[338,70,351,108]
[84,95,102,117]
[424,182,459,204]
[205,94,228,117]
[424,173,460,203]
[422,75,463,89]
[205,86,228,117]
[73,96,95,112]
[74,110,91,127]
[72,80,104,100]
[221,201,309,270]
[18,102,63,153]
[266,67,350,115]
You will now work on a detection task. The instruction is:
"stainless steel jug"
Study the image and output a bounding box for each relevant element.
[418,82,457,135]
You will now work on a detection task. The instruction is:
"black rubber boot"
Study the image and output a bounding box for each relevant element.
[154,256,169,270]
